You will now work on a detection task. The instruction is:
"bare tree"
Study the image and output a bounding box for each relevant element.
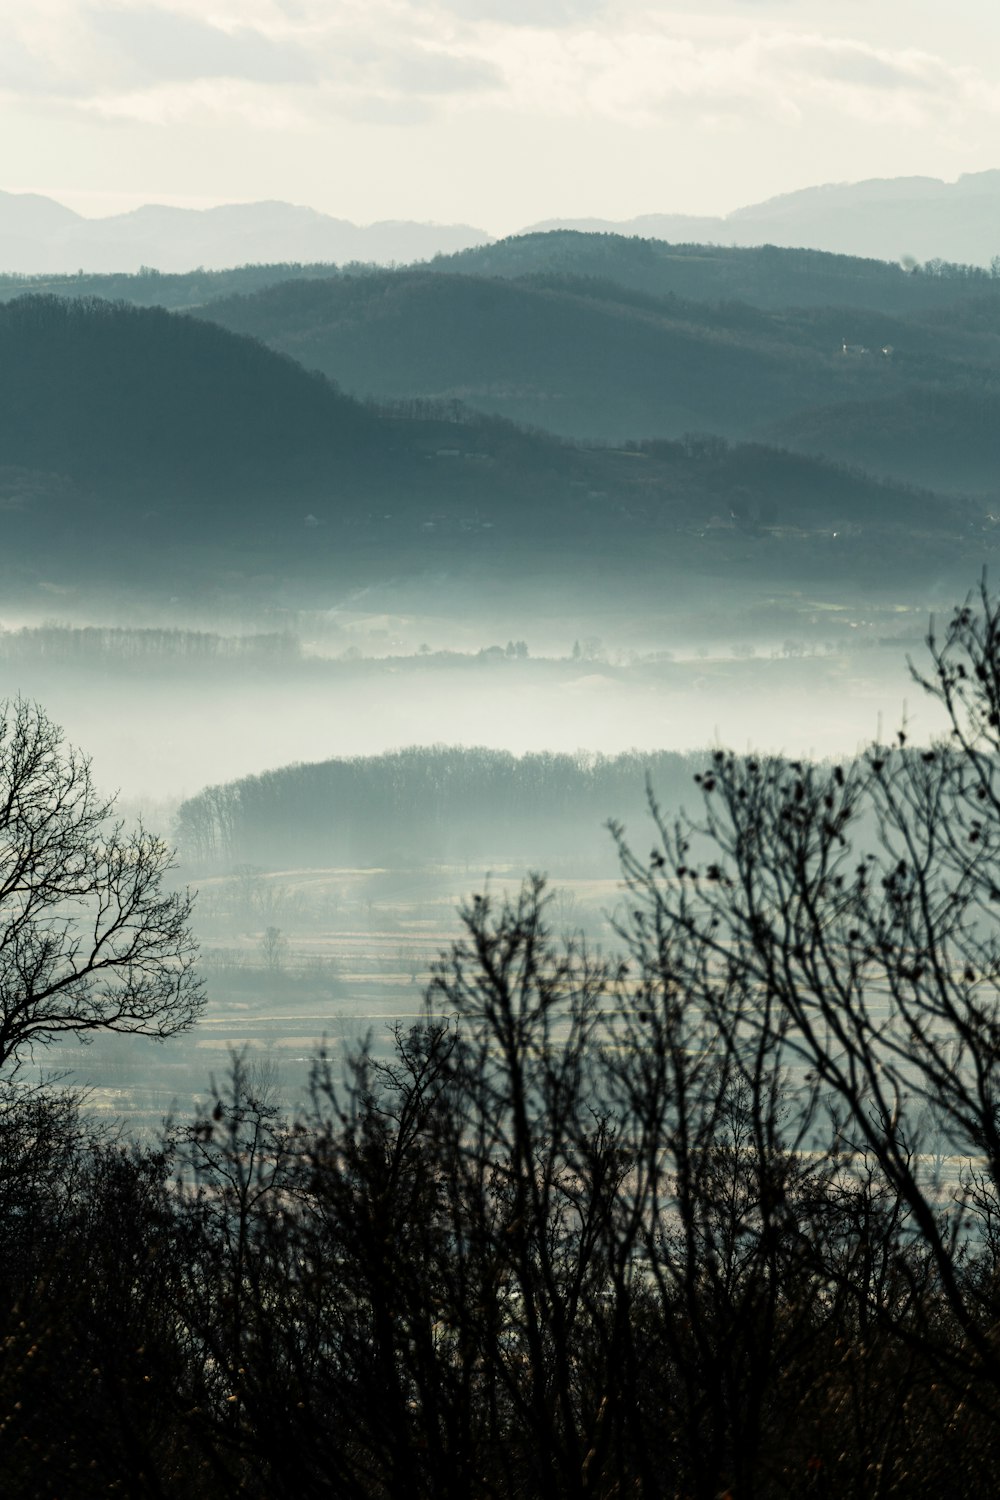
[258,925,289,974]
[611,580,1000,1410]
[0,698,204,1069]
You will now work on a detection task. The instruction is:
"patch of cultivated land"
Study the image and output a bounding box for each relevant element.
[50,866,623,1131]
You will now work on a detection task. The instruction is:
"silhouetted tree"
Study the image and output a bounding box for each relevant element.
[0,698,203,1069]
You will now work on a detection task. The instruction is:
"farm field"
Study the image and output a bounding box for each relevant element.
[50,864,625,1132]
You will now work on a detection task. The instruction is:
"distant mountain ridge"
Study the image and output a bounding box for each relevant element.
[526,171,1000,267]
[0,191,491,273]
[7,236,997,317]
[5,169,1000,274]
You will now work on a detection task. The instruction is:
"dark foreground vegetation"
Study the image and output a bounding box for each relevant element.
[8,588,1000,1496]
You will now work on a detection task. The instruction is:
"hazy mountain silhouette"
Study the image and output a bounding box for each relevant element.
[0,191,490,274]
[6,169,1000,278]
[527,171,1000,267]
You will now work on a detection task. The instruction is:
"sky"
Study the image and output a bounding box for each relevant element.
[3,1,1000,232]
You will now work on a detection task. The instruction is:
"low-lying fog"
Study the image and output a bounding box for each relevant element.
[0,635,942,812]
[0,593,955,1124]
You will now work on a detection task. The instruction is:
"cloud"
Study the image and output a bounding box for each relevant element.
[3,0,1000,147]
[383,49,500,95]
[758,34,1000,128]
[436,0,609,23]
[88,6,318,85]
[0,33,66,94]
[0,0,505,130]
[476,20,1000,136]
[776,38,958,97]
[82,77,287,126]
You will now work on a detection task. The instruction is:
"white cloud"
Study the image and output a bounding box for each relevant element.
[472,22,1000,135]
[0,34,58,94]
[4,1,1000,168]
[1,1,503,120]
[88,7,318,85]
[435,0,610,23]
[379,48,502,96]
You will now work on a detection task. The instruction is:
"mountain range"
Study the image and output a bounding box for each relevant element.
[191,260,1000,492]
[0,293,973,605]
[529,171,1000,268]
[5,170,1000,274]
[4,184,1000,613]
[5,235,993,316]
[0,192,490,274]
[13,234,993,496]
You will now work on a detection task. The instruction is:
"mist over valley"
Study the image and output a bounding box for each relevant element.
[0,211,979,1153]
[12,0,1000,1479]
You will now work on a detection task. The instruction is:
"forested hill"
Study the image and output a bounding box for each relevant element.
[0,294,380,492]
[174,745,704,869]
[765,388,1000,495]
[202,270,855,441]
[0,292,581,584]
[4,234,1000,317]
[0,292,983,598]
[0,263,349,311]
[196,270,1000,472]
[0,292,587,531]
[432,234,1000,315]
[10,241,1000,499]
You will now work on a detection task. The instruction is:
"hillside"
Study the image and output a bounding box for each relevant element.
[6,235,1000,321]
[0,294,984,604]
[0,293,383,493]
[0,293,589,586]
[195,269,1000,472]
[767,387,1000,495]
[0,263,352,312]
[197,270,894,440]
[433,233,1000,315]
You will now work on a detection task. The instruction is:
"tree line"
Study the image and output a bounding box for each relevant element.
[174,746,705,869]
[0,625,301,668]
[437,231,1000,314]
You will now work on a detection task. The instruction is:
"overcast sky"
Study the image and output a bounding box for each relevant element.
[4,1,1000,231]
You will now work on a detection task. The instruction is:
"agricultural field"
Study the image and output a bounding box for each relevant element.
[49,864,624,1133]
